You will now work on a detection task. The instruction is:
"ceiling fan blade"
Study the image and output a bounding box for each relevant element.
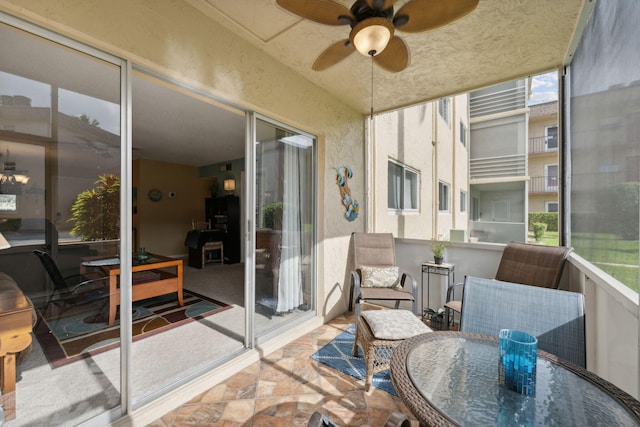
[365,0,398,11]
[394,0,479,33]
[312,39,355,71]
[276,0,353,26]
[373,36,408,73]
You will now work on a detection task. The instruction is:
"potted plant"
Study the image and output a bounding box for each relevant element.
[424,307,446,329]
[431,237,449,264]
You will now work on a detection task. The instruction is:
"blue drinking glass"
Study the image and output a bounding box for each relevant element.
[498,329,537,395]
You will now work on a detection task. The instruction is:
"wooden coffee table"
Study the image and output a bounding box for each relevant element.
[81,254,183,326]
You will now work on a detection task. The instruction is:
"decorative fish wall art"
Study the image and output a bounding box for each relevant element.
[335,165,359,222]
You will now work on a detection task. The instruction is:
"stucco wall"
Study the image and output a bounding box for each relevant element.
[373,104,434,239]
[372,95,469,241]
[0,0,365,319]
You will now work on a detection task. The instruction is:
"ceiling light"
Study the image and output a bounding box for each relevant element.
[0,173,29,185]
[0,149,29,186]
[350,17,394,57]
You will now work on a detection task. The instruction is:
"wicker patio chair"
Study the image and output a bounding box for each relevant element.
[459,275,586,367]
[444,241,573,328]
[347,232,418,318]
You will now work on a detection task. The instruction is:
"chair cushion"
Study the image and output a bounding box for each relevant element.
[360,266,400,288]
[444,300,462,313]
[361,309,431,340]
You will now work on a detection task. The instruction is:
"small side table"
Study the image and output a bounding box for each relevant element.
[421,262,455,324]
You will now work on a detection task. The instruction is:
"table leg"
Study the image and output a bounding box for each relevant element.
[109,274,118,326]
[1,354,16,420]
[177,262,184,306]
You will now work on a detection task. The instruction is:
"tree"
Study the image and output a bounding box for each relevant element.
[78,113,100,127]
[69,174,120,240]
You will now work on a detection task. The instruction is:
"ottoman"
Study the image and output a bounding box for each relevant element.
[352,309,432,391]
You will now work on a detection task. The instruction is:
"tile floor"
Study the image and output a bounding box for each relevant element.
[148,311,419,426]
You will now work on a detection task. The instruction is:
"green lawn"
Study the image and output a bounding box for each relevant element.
[528,231,639,291]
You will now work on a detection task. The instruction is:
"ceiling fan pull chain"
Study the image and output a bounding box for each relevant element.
[370,53,374,118]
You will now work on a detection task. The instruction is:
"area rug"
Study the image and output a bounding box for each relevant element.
[34,290,231,368]
[311,325,397,396]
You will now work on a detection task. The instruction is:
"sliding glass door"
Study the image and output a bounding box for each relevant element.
[254,118,315,337]
[2,13,318,425]
[0,20,123,425]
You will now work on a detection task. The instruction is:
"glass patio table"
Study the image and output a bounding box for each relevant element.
[390,331,640,426]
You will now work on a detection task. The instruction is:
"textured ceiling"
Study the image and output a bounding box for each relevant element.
[188,0,588,115]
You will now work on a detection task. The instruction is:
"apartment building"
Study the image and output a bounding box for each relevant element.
[371,95,469,242]
[528,100,560,214]
[468,79,529,243]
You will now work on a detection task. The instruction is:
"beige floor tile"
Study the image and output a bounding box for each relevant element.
[148,312,420,427]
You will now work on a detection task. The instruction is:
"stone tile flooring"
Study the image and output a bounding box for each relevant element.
[148,311,418,426]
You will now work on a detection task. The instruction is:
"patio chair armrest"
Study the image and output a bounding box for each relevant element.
[400,272,417,293]
[400,272,418,314]
[70,276,109,293]
[348,269,362,311]
[446,281,464,303]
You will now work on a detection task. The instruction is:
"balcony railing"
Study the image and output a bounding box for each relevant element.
[529,175,558,193]
[470,86,527,117]
[470,154,526,179]
[529,136,558,153]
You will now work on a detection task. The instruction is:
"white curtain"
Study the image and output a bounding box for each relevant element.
[276,141,305,312]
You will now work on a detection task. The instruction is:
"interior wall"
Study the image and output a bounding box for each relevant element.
[0,0,366,320]
[137,158,210,257]
[199,157,245,198]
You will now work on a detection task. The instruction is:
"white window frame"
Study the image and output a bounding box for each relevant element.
[545,125,558,151]
[438,181,450,213]
[460,190,467,213]
[459,121,467,147]
[388,159,419,213]
[545,163,558,192]
[438,97,450,126]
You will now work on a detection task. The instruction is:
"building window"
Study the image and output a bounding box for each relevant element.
[546,201,558,213]
[471,196,480,220]
[438,97,450,125]
[545,125,558,150]
[459,121,467,147]
[438,181,450,212]
[388,160,419,212]
[460,190,467,213]
[545,163,558,191]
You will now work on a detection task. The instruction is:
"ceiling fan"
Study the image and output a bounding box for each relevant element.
[276,0,479,72]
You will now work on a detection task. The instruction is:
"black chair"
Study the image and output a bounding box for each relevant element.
[308,411,410,427]
[33,249,110,318]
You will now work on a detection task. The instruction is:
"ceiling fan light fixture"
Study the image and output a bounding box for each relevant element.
[350,17,394,57]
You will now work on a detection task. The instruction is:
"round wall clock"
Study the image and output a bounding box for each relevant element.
[148,188,163,202]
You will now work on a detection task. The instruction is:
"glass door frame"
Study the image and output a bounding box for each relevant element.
[250,113,317,345]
